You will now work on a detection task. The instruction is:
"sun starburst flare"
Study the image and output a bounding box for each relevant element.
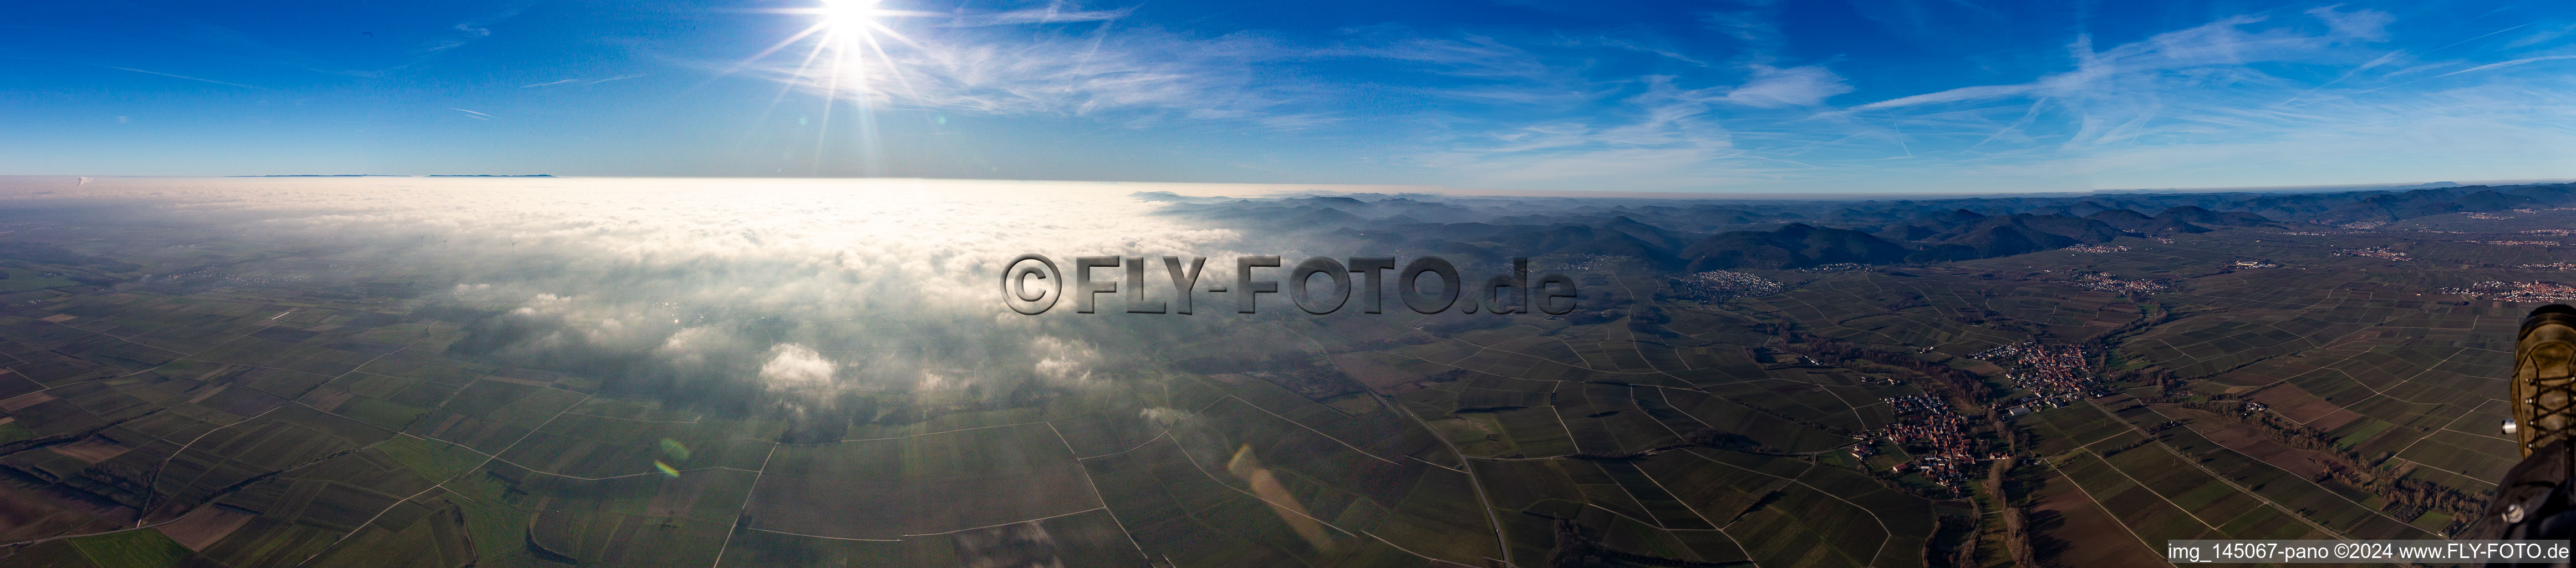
[747,0,941,174]
[782,0,934,92]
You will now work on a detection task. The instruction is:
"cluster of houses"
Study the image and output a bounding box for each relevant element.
[1672,270,1784,302]
[2333,246,2409,260]
[2442,281,2576,303]
[1876,393,1977,486]
[2468,240,2563,247]
[2070,272,2168,294]
[1974,342,2111,417]
[2060,244,2130,253]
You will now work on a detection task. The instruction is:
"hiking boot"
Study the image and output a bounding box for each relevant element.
[2465,305,2576,544]
[2514,304,2576,457]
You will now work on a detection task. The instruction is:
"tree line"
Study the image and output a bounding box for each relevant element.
[2173,399,2483,534]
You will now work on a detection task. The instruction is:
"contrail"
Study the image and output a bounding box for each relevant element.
[100,65,257,89]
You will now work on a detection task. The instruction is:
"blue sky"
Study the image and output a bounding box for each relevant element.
[3,0,2572,192]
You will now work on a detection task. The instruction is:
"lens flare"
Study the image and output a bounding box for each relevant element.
[751,0,937,175]
[772,0,923,92]
[817,0,883,29]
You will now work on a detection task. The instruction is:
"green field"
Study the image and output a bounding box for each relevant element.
[0,267,81,293]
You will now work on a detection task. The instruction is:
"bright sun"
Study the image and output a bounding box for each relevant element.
[816,0,889,38]
[758,0,931,95]
[749,0,937,174]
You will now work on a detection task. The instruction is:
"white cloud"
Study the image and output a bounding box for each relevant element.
[1029,335,1099,386]
[1338,34,1551,80]
[2435,54,2576,78]
[930,6,1129,27]
[1856,13,2368,110]
[2503,24,2575,49]
[424,9,520,53]
[740,3,2570,192]
[2304,6,2394,43]
[1138,407,1192,425]
[1853,83,2034,110]
[1408,74,1834,189]
[1722,64,1851,108]
[760,343,836,388]
[9,177,1265,409]
[756,21,1307,125]
[1735,7,2576,191]
[1699,1,1785,52]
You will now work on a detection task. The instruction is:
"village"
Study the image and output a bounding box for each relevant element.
[2470,240,2564,247]
[1870,393,1980,491]
[1974,342,2112,417]
[2070,272,2169,294]
[1672,269,1784,302]
[2441,281,2576,303]
[2334,246,2411,260]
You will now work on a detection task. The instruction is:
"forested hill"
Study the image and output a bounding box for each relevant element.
[1147,182,2575,270]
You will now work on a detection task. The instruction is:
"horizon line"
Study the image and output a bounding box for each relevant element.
[3,174,2570,200]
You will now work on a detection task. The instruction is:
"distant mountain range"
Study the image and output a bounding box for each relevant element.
[2094,180,2468,194]
[1154,181,2576,271]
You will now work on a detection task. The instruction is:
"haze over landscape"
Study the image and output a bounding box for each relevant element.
[4,1,2576,567]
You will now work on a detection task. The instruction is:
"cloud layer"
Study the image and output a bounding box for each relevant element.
[12,177,1265,415]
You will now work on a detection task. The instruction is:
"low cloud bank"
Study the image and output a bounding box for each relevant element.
[2,177,1255,419]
